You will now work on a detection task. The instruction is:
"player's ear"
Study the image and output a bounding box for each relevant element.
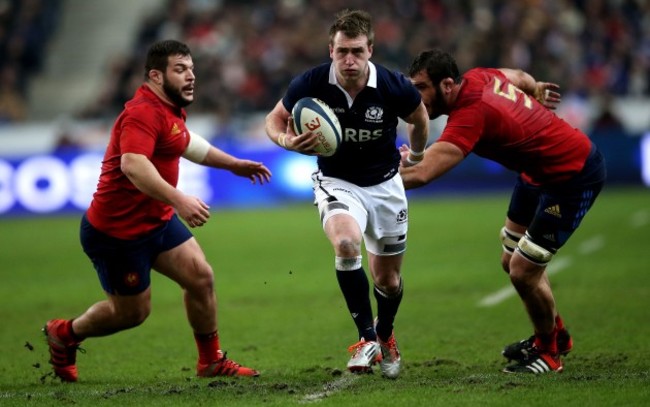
[441,77,455,93]
[148,69,163,85]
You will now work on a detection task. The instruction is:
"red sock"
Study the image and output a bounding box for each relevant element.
[59,319,82,343]
[555,314,565,331]
[194,331,220,364]
[534,330,558,355]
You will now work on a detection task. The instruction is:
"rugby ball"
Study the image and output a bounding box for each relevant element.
[292,97,342,157]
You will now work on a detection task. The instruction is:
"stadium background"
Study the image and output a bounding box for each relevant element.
[0,0,648,216]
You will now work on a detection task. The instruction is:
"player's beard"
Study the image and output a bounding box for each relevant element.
[162,76,193,108]
[428,84,448,120]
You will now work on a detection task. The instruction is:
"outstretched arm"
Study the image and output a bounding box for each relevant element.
[399,141,465,189]
[184,131,271,184]
[201,146,272,185]
[499,68,561,110]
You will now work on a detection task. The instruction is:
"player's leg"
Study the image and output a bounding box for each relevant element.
[154,237,216,334]
[313,172,379,372]
[324,213,381,372]
[500,176,563,373]
[501,216,571,363]
[368,252,403,379]
[44,215,155,382]
[44,291,151,382]
[505,189,604,372]
[363,175,408,378]
[153,216,258,377]
[503,144,605,373]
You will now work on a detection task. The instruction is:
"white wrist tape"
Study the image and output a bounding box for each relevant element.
[405,155,422,166]
[183,131,211,163]
[409,148,425,157]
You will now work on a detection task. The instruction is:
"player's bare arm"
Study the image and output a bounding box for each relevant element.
[121,152,210,227]
[265,100,320,154]
[182,131,271,184]
[499,68,561,109]
[402,102,430,165]
[202,147,272,184]
[399,141,465,189]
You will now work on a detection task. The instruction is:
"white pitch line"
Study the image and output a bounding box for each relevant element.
[578,235,605,254]
[477,257,572,307]
[300,373,360,404]
[630,210,649,228]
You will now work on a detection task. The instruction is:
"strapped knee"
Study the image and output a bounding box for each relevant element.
[516,233,555,266]
[500,227,523,253]
[335,256,362,271]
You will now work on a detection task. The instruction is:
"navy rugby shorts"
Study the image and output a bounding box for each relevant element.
[506,143,606,252]
[80,214,193,295]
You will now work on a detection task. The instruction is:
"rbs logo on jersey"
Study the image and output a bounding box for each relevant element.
[344,128,382,143]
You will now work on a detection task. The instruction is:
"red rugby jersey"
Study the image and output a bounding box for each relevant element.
[438,68,591,185]
[86,85,189,240]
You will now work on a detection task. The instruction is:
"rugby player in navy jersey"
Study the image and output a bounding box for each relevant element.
[43,40,271,382]
[399,49,606,374]
[265,9,429,378]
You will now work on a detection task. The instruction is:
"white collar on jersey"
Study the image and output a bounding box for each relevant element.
[329,61,378,88]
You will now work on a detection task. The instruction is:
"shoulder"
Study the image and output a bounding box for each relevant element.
[374,64,414,90]
[121,87,167,128]
[291,63,331,87]
[463,67,504,81]
[454,68,506,108]
[284,63,335,109]
[373,63,421,115]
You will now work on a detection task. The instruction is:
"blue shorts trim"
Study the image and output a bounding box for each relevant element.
[80,214,193,295]
[506,144,606,251]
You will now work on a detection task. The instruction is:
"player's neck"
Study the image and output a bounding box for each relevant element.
[144,82,177,108]
[337,69,368,99]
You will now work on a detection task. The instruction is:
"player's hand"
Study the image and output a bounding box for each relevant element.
[534,82,561,110]
[175,194,211,228]
[230,160,272,184]
[284,117,321,156]
[398,144,422,167]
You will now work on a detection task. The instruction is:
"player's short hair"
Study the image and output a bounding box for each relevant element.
[408,49,461,85]
[329,9,374,47]
[144,40,191,80]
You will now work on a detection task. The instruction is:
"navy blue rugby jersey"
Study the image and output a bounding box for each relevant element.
[282,62,421,187]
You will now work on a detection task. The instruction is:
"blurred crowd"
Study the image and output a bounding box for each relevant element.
[78,0,650,121]
[1,0,649,125]
[0,0,61,123]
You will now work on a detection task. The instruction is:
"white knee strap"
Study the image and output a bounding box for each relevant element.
[517,233,554,266]
[500,227,523,253]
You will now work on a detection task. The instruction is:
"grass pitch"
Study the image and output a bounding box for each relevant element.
[0,186,648,406]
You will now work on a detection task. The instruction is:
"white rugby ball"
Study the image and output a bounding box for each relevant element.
[292,97,342,157]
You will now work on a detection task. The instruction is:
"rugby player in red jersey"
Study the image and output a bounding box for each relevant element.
[43,40,271,382]
[399,49,606,374]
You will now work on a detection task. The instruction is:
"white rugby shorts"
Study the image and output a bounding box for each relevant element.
[311,171,408,255]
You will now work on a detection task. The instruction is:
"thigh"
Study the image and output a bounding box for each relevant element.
[363,176,408,255]
[528,181,603,251]
[506,176,542,228]
[154,237,210,289]
[80,215,154,296]
[313,171,368,234]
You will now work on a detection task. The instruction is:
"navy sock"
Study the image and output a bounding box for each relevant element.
[374,279,403,342]
[336,267,376,341]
